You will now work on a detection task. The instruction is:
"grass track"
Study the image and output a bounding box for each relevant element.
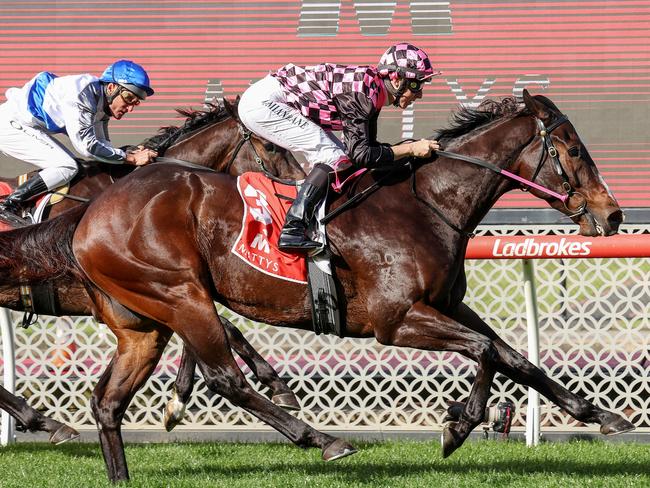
[0,439,648,487]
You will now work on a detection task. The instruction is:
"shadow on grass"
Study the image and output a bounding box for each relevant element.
[5,442,100,459]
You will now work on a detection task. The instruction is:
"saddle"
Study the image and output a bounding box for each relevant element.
[235,164,408,337]
[233,172,343,337]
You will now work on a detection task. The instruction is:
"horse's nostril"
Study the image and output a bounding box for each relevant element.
[607,209,624,231]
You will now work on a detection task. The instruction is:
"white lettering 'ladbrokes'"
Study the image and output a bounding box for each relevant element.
[492,238,592,258]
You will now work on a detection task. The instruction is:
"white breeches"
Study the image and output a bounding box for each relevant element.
[238,75,348,170]
[0,103,78,189]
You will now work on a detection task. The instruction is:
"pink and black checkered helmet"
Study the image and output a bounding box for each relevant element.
[377,43,438,81]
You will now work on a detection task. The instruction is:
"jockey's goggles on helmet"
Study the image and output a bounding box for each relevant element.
[119,89,141,106]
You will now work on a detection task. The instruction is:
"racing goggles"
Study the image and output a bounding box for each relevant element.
[119,89,141,106]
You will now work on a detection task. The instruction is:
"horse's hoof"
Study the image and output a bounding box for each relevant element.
[49,425,80,445]
[272,393,300,411]
[600,414,635,436]
[163,398,187,432]
[441,422,465,458]
[322,438,357,462]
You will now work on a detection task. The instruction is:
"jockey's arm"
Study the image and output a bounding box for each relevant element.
[339,92,438,167]
[392,139,440,160]
[63,84,128,164]
[339,93,394,167]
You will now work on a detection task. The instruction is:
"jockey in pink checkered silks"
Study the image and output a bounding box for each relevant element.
[238,43,441,253]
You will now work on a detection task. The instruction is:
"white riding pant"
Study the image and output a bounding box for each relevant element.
[238,75,348,170]
[0,102,78,189]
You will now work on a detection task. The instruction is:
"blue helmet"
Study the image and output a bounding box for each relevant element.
[100,60,154,99]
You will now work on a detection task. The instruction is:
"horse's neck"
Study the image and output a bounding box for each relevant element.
[165,119,236,171]
[421,115,534,233]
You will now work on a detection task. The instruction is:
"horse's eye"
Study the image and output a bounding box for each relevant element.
[568,146,580,158]
[264,143,277,154]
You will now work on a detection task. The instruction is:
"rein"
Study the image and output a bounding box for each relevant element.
[150,123,299,185]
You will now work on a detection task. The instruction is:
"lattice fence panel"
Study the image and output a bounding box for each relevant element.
[1,224,648,435]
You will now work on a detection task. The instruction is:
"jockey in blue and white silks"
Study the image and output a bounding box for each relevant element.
[0,59,157,226]
[238,43,442,253]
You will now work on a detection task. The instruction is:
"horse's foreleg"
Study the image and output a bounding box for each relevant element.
[91,325,172,482]
[0,385,79,444]
[378,301,497,458]
[450,303,634,434]
[221,317,300,410]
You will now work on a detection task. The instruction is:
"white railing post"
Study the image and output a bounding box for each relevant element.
[522,259,541,446]
[0,308,16,445]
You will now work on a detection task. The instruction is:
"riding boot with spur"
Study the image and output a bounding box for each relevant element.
[0,173,49,227]
[278,163,330,252]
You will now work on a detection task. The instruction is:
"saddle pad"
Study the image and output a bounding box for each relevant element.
[232,172,307,284]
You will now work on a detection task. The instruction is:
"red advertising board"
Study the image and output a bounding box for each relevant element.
[466,233,650,259]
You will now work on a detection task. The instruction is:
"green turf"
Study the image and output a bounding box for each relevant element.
[0,439,647,488]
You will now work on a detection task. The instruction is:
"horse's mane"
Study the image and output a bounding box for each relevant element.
[141,99,234,153]
[435,97,524,143]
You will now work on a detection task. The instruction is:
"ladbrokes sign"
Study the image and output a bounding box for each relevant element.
[466,234,650,260]
[491,237,592,258]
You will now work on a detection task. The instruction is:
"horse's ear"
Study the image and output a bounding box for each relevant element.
[230,96,241,118]
[522,89,551,122]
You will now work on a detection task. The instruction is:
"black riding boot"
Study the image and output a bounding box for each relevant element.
[278,164,330,252]
[0,173,49,227]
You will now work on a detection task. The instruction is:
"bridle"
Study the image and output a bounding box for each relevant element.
[223,124,297,185]
[223,124,270,175]
[529,115,588,219]
[418,112,592,237]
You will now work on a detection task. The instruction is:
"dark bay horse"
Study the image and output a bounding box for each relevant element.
[0,99,305,441]
[11,91,635,481]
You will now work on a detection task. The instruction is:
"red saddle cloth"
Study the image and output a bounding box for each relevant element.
[232,172,307,284]
[0,182,11,197]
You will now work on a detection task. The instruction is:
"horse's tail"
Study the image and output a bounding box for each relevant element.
[0,203,89,286]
